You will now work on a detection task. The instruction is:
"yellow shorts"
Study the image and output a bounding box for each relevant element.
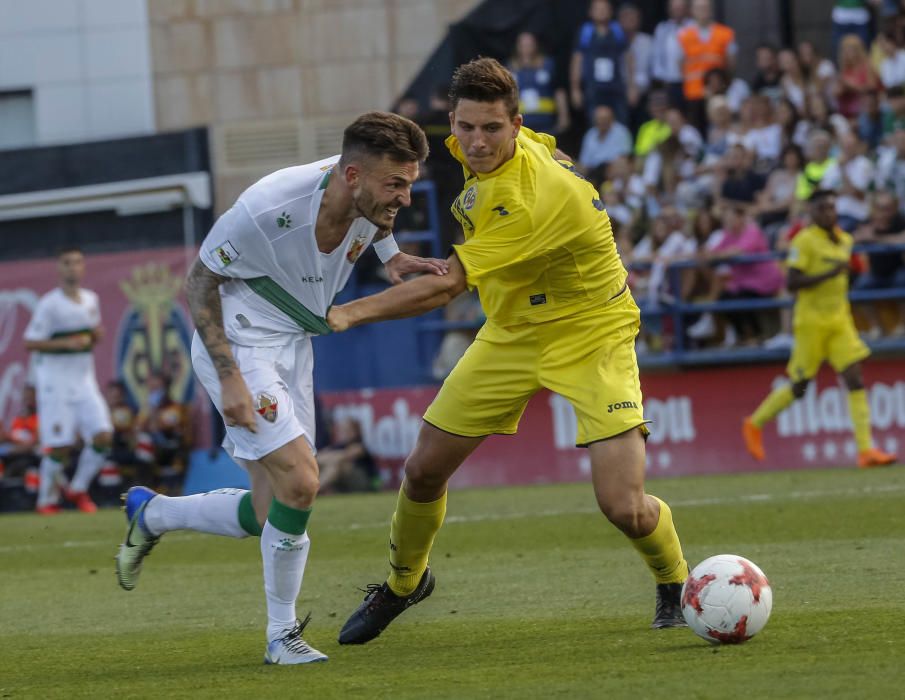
[787,316,870,381]
[424,288,646,446]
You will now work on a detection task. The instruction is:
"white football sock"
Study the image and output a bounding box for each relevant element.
[261,524,311,641]
[37,455,65,508]
[142,488,251,538]
[70,446,106,493]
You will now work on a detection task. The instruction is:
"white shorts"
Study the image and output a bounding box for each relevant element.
[36,380,113,449]
[191,332,315,462]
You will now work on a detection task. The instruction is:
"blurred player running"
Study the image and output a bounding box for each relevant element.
[24,247,113,515]
[114,112,446,664]
[328,58,690,645]
[743,190,896,468]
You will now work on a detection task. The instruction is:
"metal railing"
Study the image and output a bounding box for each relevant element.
[633,243,905,367]
[416,242,905,370]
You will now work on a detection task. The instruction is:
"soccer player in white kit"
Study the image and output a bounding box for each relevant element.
[115,112,445,664]
[24,248,114,515]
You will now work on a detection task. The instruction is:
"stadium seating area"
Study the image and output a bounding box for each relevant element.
[388,0,905,375]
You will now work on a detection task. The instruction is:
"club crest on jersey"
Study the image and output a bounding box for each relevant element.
[255,393,278,423]
[214,241,240,268]
[462,186,477,210]
[346,232,369,263]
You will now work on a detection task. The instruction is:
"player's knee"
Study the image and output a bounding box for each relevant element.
[403,457,446,493]
[791,380,809,399]
[277,465,319,508]
[597,496,646,537]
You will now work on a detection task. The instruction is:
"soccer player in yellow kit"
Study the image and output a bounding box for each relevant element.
[743,190,896,468]
[327,57,689,644]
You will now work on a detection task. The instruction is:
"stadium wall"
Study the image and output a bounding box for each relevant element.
[317,362,905,489]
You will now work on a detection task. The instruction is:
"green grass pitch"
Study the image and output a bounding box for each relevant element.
[2,466,904,699]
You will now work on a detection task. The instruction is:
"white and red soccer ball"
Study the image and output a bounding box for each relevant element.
[681,554,773,644]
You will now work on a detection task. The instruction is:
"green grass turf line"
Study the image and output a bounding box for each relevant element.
[1,466,904,698]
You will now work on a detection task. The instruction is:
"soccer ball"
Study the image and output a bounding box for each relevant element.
[681,554,772,644]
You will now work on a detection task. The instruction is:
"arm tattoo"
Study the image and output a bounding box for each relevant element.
[374,227,393,241]
[185,258,238,379]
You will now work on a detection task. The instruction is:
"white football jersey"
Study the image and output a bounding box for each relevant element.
[24,287,102,389]
[199,157,379,346]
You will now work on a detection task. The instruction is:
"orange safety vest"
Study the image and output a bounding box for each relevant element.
[677,23,735,100]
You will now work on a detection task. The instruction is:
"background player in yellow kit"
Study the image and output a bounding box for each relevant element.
[743,189,896,468]
[328,57,689,645]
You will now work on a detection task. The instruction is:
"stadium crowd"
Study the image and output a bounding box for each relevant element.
[0,375,191,513]
[395,0,905,363]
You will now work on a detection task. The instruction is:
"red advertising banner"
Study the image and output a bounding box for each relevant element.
[320,359,905,489]
[0,247,199,426]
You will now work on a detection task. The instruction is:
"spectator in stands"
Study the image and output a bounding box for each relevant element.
[618,2,653,131]
[717,144,766,207]
[509,32,570,136]
[631,206,694,309]
[578,104,633,182]
[634,89,672,158]
[832,0,875,58]
[690,205,784,346]
[797,129,837,201]
[778,48,808,113]
[106,379,139,479]
[317,417,379,494]
[853,191,905,337]
[875,27,905,87]
[797,40,837,102]
[755,143,805,239]
[776,98,805,148]
[137,373,190,493]
[652,0,692,110]
[752,44,784,103]
[0,385,41,481]
[642,117,696,214]
[741,95,784,171]
[883,86,905,137]
[602,154,646,227]
[820,131,874,232]
[859,90,886,149]
[875,127,905,210]
[571,0,631,125]
[703,67,751,115]
[677,0,737,130]
[835,34,881,122]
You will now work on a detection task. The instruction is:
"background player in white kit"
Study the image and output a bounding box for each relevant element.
[24,247,114,515]
[115,112,444,665]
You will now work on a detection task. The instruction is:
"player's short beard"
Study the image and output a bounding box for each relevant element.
[352,186,388,229]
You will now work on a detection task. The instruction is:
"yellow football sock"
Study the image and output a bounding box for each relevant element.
[751,384,796,428]
[630,496,688,584]
[387,486,447,596]
[848,388,873,451]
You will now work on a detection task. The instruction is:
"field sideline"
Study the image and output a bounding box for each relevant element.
[2,466,904,699]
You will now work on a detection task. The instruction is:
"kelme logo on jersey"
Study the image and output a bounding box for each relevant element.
[346,232,369,263]
[256,392,279,423]
[276,211,292,228]
[214,241,240,268]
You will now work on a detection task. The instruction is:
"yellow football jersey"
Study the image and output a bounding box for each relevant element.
[447,127,627,325]
[786,224,853,325]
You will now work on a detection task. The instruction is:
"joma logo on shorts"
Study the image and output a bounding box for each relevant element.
[607,401,638,413]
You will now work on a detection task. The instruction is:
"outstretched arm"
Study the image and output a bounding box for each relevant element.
[328,253,468,331]
[185,258,257,432]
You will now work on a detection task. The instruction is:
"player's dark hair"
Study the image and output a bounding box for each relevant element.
[340,111,428,165]
[449,57,520,118]
[808,189,836,204]
[57,246,83,258]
